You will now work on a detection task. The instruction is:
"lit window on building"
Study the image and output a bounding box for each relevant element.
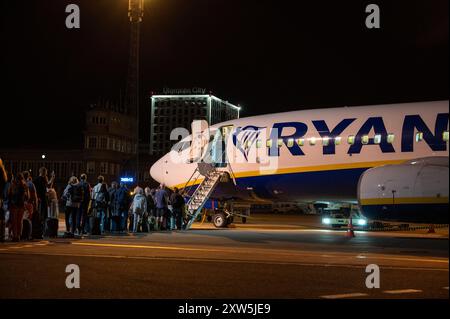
[100,162,108,174]
[100,137,107,149]
[109,138,115,150]
[88,137,97,149]
[87,162,95,174]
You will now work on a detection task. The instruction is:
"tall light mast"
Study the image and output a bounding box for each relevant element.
[127,0,144,183]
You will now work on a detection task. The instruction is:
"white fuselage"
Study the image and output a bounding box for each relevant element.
[151,101,449,202]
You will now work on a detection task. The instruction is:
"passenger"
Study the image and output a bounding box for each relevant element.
[108,182,119,232]
[129,187,147,233]
[94,183,110,234]
[170,187,186,230]
[115,182,131,233]
[145,187,156,231]
[33,167,55,239]
[7,173,29,242]
[47,185,59,219]
[91,175,105,206]
[78,174,91,235]
[62,176,84,236]
[155,184,169,231]
[0,159,8,242]
[2,172,13,240]
[23,171,38,215]
[22,171,37,240]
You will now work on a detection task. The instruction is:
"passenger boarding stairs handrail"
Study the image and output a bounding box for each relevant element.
[183,146,237,230]
[184,164,224,230]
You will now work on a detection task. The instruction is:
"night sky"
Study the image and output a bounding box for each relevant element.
[1,0,448,149]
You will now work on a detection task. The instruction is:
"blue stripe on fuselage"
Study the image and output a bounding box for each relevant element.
[233,168,369,201]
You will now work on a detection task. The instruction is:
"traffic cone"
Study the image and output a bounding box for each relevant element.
[427,224,436,234]
[346,217,355,238]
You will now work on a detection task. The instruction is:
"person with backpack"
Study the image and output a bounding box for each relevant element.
[7,173,30,242]
[78,174,91,235]
[21,171,37,240]
[144,187,156,231]
[33,167,55,239]
[94,183,110,234]
[106,182,118,232]
[62,176,84,237]
[0,159,8,242]
[155,184,169,231]
[22,171,38,214]
[108,182,120,232]
[115,182,131,233]
[170,187,186,231]
[129,187,147,233]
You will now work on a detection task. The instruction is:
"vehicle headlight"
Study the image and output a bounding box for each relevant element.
[322,218,331,225]
[357,219,367,226]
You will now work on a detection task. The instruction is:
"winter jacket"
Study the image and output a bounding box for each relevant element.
[130,194,147,216]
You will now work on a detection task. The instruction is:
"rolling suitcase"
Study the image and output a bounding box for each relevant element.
[31,212,43,239]
[90,216,101,235]
[45,218,59,238]
[21,219,32,240]
[141,216,149,233]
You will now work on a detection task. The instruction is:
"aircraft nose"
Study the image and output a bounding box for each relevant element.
[150,157,165,185]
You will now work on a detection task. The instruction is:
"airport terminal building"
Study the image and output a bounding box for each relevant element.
[150,92,241,155]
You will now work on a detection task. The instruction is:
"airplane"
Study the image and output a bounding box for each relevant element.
[150,100,449,226]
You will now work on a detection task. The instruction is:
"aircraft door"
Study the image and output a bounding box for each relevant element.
[189,120,209,163]
[211,125,233,167]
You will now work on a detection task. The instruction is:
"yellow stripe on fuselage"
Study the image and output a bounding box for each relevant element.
[360,197,449,206]
[173,159,407,190]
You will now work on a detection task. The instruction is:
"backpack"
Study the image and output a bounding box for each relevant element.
[10,184,27,206]
[146,195,156,210]
[80,181,91,204]
[133,195,146,216]
[95,191,107,209]
[70,184,83,203]
[175,194,185,208]
[116,188,129,209]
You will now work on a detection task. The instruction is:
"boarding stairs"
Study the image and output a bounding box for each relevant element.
[183,163,228,230]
